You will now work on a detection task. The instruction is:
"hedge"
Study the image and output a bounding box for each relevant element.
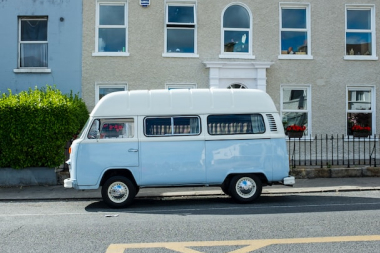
[0,86,89,169]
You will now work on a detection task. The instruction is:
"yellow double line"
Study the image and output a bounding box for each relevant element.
[106,235,380,253]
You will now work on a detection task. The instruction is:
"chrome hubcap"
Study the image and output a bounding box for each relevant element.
[236,177,256,198]
[108,182,129,203]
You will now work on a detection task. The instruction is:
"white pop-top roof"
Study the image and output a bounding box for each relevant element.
[91,89,278,117]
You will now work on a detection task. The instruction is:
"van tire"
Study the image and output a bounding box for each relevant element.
[229,174,262,203]
[102,176,136,208]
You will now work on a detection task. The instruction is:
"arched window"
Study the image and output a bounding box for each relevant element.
[227,84,247,89]
[221,4,252,57]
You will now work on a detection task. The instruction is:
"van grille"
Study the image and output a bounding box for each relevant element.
[266,114,277,132]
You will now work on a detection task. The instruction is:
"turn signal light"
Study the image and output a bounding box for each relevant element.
[69,147,72,154]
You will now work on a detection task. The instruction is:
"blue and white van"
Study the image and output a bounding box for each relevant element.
[64,89,294,208]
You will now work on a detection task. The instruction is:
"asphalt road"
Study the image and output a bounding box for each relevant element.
[1,191,380,253]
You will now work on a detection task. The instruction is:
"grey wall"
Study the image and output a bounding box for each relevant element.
[0,0,82,96]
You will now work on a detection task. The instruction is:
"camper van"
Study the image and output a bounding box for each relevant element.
[64,89,294,208]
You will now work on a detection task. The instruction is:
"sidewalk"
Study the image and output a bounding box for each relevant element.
[0,178,379,201]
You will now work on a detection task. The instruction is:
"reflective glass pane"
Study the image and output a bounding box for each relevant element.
[168,6,194,23]
[347,113,372,135]
[282,89,307,110]
[346,33,372,55]
[347,10,371,30]
[282,8,306,29]
[348,90,371,110]
[282,112,308,134]
[207,114,265,135]
[281,31,307,53]
[98,28,126,52]
[173,117,199,135]
[99,87,125,100]
[99,5,125,25]
[21,20,47,41]
[223,5,250,28]
[167,29,194,53]
[224,31,249,52]
[145,118,172,136]
[20,43,48,67]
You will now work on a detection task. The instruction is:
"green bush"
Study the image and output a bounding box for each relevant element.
[0,86,88,169]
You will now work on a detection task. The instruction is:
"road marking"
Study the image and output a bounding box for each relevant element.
[106,235,380,253]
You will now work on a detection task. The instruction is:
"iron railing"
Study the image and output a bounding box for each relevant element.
[288,134,378,168]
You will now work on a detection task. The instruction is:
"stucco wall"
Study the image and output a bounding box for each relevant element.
[0,0,82,96]
[82,0,380,135]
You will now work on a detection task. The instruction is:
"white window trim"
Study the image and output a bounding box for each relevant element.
[95,83,127,104]
[280,84,312,139]
[346,86,376,137]
[163,1,198,57]
[219,3,254,59]
[165,83,197,89]
[278,3,313,60]
[344,5,377,61]
[93,1,129,56]
[16,17,49,70]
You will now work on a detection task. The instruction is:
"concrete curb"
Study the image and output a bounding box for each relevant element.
[290,166,380,179]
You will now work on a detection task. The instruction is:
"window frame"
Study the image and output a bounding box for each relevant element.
[280,85,312,139]
[344,4,377,61]
[144,116,201,137]
[93,1,129,57]
[14,16,51,73]
[278,3,312,60]
[162,1,199,58]
[95,83,127,104]
[346,86,376,137]
[219,3,254,59]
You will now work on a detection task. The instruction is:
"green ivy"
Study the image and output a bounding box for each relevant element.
[0,86,88,169]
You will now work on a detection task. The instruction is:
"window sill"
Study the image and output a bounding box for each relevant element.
[286,136,314,141]
[13,68,51,73]
[92,52,130,57]
[219,54,255,59]
[278,55,313,60]
[344,56,378,61]
[162,53,199,58]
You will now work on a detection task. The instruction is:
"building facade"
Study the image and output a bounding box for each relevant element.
[0,0,83,96]
[82,0,380,137]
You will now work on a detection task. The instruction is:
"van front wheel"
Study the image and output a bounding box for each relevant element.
[102,176,136,208]
[229,175,262,203]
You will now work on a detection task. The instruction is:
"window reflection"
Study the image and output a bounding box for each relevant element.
[347,10,371,29]
[223,5,249,28]
[99,5,125,25]
[99,28,126,52]
[346,33,372,55]
[282,9,306,29]
[168,6,194,23]
[167,29,194,53]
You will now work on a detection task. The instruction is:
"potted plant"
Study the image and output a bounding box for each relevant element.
[351,125,371,138]
[286,124,306,138]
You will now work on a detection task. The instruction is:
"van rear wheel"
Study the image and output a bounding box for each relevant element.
[229,174,262,203]
[102,176,136,208]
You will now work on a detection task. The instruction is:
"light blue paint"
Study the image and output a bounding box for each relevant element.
[70,137,290,190]
[0,0,82,95]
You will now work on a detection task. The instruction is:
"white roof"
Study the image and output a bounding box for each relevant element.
[90,89,278,117]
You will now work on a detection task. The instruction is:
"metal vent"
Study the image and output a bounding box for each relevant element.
[266,114,277,132]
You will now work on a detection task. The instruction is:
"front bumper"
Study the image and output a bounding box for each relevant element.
[283,176,295,186]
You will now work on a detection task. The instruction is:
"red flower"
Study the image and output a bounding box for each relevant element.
[286,124,306,132]
[351,125,371,132]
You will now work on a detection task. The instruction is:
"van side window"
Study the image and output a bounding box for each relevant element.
[145,116,200,136]
[207,114,265,135]
[87,118,134,139]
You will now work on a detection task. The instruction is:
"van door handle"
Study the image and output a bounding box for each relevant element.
[128,148,138,152]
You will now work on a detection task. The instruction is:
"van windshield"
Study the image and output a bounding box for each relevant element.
[78,118,92,139]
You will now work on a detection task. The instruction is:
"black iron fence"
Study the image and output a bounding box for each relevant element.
[288,134,378,168]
